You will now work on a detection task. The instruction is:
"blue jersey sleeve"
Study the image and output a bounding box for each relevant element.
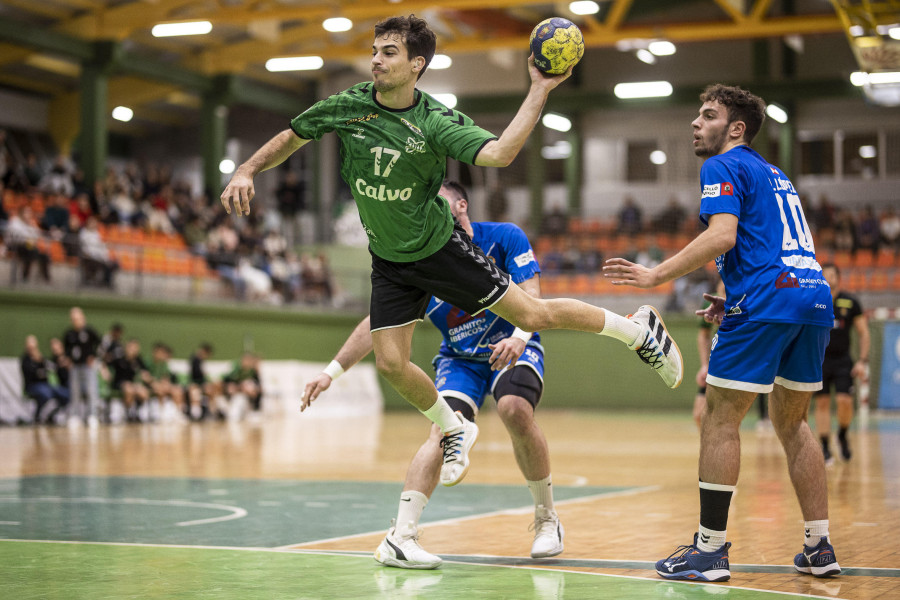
[498,225,541,284]
[699,156,742,225]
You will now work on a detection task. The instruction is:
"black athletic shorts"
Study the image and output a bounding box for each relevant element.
[821,356,854,395]
[369,223,512,331]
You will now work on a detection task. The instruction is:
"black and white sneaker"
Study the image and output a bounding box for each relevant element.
[374,523,442,570]
[628,305,683,389]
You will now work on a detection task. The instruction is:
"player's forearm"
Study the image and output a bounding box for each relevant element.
[333,316,374,371]
[237,129,307,177]
[476,86,548,167]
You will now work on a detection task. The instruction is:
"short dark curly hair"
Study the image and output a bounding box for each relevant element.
[699,84,767,144]
[374,15,436,80]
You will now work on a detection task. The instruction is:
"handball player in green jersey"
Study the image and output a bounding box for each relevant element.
[221,15,683,487]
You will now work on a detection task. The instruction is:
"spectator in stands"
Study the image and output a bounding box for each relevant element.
[0,181,9,234]
[881,206,900,254]
[22,154,44,190]
[63,306,102,427]
[631,234,664,269]
[832,208,857,254]
[21,335,70,424]
[856,205,880,256]
[541,206,568,236]
[575,237,604,273]
[49,337,70,390]
[237,255,274,302]
[61,214,82,260]
[109,338,151,423]
[268,251,302,303]
[559,238,581,274]
[654,197,687,236]
[187,342,217,421]
[69,193,94,228]
[145,184,176,234]
[39,156,74,196]
[79,216,119,288]
[6,206,51,282]
[300,252,333,304]
[40,193,70,239]
[276,170,306,248]
[182,215,207,255]
[147,343,187,422]
[223,352,263,419]
[617,196,643,236]
[108,182,139,225]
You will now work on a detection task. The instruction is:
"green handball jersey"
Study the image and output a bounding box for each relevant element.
[290,82,497,262]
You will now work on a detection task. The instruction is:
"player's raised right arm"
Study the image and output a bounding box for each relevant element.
[221,129,310,216]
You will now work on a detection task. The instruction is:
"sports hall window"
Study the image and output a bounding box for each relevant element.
[843,132,878,178]
[799,137,835,176]
[626,141,659,182]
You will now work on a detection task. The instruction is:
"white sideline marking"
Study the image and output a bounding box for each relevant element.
[0,496,247,527]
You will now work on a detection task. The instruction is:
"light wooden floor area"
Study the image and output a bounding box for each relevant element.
[1,408,898,599]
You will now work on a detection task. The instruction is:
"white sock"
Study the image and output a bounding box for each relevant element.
[599,309,641,346]
[395,490,428,538]
[804,520,829,547]
[527,475,555,512]
[421,395,462,433]
[697,525,727,552]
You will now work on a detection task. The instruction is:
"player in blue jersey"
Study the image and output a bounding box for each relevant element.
[604,84,840,581]
[302,181,563,569]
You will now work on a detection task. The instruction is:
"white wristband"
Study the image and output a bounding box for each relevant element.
[323,360,344,380]
[511,328,532,343]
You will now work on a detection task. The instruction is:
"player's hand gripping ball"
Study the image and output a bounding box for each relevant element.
[530,17,585,75]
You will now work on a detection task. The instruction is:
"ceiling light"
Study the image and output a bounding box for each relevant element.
[649,150,667,165]
[636,49,656,64]
[430,54,452,70]
[219,159,236,174]
[569,1,600,15]
[111,106,133,122]
[848,25,865,37]
[265,56,325,71]
[851,71,900,86]
[765,103,788,124]
[613,81,673,99]
[542,113,572,132]
[890,26,900,40]
[323,18,352,33]
[648,40,676,56]
[432,93,457,109]
[151,21,212,37]
[859,145,877,159]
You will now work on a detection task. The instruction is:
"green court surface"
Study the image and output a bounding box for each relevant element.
[0,541,812,600]
[0,476,631,547]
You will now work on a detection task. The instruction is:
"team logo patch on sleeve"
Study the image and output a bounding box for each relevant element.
[702,184,721,198]
[721,182,734,195]
[513,249,535,267]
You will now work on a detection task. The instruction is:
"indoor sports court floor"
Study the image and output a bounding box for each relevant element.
[1,409,897,599]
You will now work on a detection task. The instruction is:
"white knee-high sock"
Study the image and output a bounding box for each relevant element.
[598,309,641,346]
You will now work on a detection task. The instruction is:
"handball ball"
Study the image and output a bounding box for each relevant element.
[530,17,585,75]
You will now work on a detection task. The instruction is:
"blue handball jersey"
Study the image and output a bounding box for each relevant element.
[426,221,542,358]
[699,145,832,326]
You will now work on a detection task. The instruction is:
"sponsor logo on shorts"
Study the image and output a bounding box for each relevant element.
[513,249,535,268]
[478,285,500,305]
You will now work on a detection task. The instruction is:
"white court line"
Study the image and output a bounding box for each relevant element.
[0,497,247,527]
[275,485,660,550]
[0,539,846,599]
[0,521,21,525]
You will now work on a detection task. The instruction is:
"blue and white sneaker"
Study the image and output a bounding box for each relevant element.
[656,533,731,582]
[794,537,841,577]
[439,412,478,486]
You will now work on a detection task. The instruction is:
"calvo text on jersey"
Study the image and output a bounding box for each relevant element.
[355,178,414,201]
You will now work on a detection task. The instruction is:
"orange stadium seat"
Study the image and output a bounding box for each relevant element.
[833,251,852,268]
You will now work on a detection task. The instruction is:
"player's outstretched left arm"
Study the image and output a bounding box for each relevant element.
[301,316,374,411]
[475,55,572,168]
[603,213,738,287]
[221,129,309,217]
[488,275,541,371]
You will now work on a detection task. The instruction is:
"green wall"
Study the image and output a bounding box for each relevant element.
[5,290,883,411]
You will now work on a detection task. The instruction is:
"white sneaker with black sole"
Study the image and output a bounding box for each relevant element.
[439,412,479,486]
[374,525,442,570]
[530,505,564,558]
[628,305,683,389]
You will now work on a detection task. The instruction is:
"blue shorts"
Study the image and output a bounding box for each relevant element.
[433,344,545,417]
[707,319,829,393]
